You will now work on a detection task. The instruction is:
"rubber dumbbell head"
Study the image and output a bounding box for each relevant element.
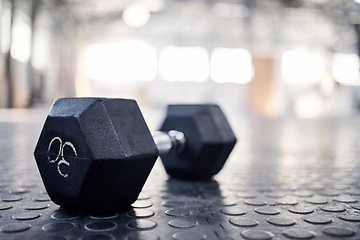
[34,98,237,213]
[34,98,158,213]
[159,105,237,180]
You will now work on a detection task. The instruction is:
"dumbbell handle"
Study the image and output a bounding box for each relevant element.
[152,130,186,155]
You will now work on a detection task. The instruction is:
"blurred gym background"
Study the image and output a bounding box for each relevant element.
[1,0,360,118]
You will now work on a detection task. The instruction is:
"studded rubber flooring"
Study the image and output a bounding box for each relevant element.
[1,110,360,239]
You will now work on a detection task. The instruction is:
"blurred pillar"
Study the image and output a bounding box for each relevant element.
[355,24,360,64]
[8,0,34,108]
[248,56,276,117]
[354,24,360,111]
[4,0,14,108]
[27,0,40,107]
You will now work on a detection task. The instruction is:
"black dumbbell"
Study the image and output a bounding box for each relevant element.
[157,104,237,180]
[34,98,236,213]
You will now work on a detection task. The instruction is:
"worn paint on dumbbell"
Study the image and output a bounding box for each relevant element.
[47,136,77,178]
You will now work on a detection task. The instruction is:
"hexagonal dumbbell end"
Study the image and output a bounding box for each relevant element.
[159,104,237,180]
[34,98,158,213]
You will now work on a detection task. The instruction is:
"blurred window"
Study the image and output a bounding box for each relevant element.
[332,53,360,86]
[282,50,325,85]
[1,0,12,54]
[85,40,157,82]
[32,29,49,71]
[210,47,253,84]
[159,46,209,82]
[11,10,31,63]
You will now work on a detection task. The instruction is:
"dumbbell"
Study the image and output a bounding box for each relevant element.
[34,98,237,213]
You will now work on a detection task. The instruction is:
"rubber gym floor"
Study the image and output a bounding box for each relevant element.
[0,109,360,240]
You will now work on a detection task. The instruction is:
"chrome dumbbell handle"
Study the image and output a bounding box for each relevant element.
[152,130,186,155]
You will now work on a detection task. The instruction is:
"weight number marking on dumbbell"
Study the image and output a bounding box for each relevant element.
[47,137,77,178]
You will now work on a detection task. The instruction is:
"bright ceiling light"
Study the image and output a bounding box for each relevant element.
[122,4,150,28]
